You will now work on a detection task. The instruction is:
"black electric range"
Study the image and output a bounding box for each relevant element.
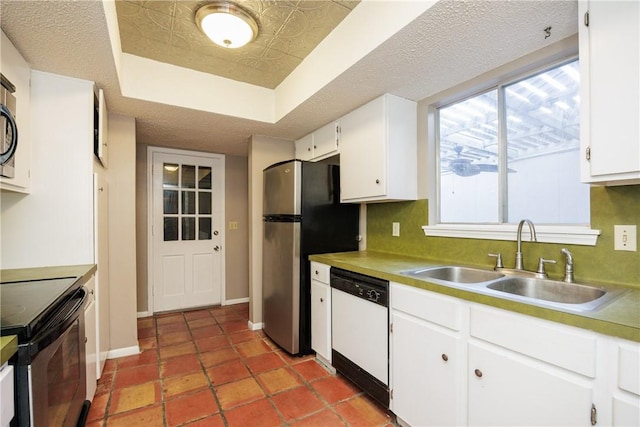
[1,276,89,427]
[0,277,82,342]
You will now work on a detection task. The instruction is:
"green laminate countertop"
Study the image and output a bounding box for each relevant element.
[0,264,97,285]
[1,335,17,365]
[309,251,640,342]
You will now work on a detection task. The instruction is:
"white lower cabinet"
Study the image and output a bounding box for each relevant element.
[389,281,639,426]
[0,362,14,427]
[391,311,461,426]
[467,342,594,426]
[84,276,97,400]
[612,341,640,426]
[391,282,463,426]
[310,262,332,365]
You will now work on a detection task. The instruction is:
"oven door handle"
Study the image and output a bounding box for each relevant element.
[28,287,87,358]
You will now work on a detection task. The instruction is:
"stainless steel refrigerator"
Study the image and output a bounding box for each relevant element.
[262,159,359,355]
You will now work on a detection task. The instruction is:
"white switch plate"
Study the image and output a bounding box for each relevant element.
[392,222,400,237]
[614,225,637,251]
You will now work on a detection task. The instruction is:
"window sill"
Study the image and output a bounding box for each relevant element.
[421,224,600,246]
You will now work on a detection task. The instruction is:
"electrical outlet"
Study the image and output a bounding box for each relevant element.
[614,225,637,251]
[392,222,400,237]
[229,221,238,230]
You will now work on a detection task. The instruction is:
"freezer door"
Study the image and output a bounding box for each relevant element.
[262,220,301,354]
[263,160,301,216]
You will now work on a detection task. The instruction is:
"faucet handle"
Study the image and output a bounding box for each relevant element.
[536,257,556,278]
[561,248,574,283]
[488,253,504,269]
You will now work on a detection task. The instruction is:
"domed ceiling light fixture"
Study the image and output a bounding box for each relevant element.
[195,2,258,49]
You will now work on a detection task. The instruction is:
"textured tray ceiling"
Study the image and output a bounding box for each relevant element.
[116,0,359,89]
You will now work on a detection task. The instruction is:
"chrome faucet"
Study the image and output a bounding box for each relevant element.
[515,219,537,270]
[561,248,574,283]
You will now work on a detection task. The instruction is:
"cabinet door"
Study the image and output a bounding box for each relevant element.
[468,342,594,426]
[94,173,110,378]
[579,0,640,184]
[295,133,314,161]
[613,342,640,426]
[311,280,331,362]
[391,311,461,426]
[340,96,386,201]
[85,288,97,400]
[313,121,339,159]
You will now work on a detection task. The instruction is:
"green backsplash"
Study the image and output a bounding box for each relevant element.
[367,185,640,289]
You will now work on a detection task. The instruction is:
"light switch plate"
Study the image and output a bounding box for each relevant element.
[614,225,637,251]
[392,222,400,237]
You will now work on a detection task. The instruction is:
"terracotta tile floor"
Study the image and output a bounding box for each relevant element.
[87,303,393,427]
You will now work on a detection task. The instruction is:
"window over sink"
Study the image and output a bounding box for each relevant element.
[424,55,600,245]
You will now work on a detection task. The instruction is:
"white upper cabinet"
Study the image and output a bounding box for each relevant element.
[579,0,640,185]
[340,94,417,203]
[294,121,340,162]
[313,121,340,159]
[295,132,314,161]
[95,88,109,168]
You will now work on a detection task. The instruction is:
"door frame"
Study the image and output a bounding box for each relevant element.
[146,146,226,314]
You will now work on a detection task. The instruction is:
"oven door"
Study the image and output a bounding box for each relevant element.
[13,288,87,427]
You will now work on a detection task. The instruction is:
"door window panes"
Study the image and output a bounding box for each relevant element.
[199,218,212,240]
[199,167,212,189]
[182,165,196,188]
[163,164,179,188]
[199,192,212,215]
[162,163,215,241]
[163,190,178,215]
[182,191,196,215]
[182,217,196,240]
[164,218,178,241]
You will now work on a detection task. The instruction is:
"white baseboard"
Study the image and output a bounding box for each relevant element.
[248,320,263,331]
[107,345,140,359]
[137,311,152,318]
[224,297,249,306]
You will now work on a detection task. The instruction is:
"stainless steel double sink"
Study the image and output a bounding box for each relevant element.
[400,266,628,312]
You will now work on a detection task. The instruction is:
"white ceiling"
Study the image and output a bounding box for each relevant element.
[0,1,578,157]
[116,0,360,89]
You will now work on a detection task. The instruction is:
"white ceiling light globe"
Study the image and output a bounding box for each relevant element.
[196,2,258,49]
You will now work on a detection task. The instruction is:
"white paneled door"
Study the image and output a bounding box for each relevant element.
[151,150,225,312]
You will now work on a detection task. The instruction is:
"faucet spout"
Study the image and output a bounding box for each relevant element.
[515,219,537,270]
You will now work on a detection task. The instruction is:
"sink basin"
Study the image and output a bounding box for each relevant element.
[485,277,624,309]
[402,266,504,283]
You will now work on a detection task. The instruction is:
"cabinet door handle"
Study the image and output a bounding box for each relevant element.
[474,369,483,378]
[320,298,324,303]
[441,354,448,362]
[375,179,380,184]
[315,270,319,275]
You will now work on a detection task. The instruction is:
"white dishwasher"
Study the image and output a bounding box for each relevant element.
[330,268,389,407]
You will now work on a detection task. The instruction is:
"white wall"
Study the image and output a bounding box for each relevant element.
[107,113,138,352]
[1,71,94,268]
[247,135,293,327]
[225,155,249,301]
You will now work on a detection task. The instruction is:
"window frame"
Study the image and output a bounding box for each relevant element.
[422,54,600,246]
